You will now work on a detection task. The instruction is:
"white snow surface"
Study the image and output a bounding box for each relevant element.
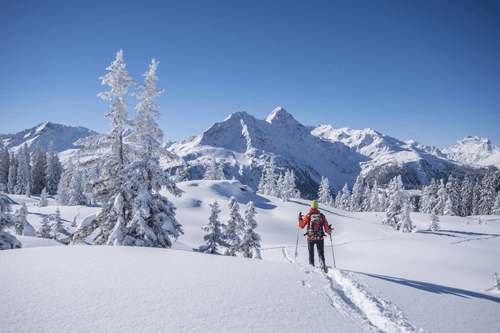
[1,180,500,333]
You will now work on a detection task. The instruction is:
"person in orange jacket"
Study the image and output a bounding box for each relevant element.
[299,200,331,270]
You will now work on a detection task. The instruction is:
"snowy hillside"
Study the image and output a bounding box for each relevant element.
[1,121,96,153]
[1,180,499,332]
[443,136,500,168]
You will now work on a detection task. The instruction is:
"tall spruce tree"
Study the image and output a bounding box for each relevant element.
[0,136,9,187]
[7,152,17,194]
[30,142,46,195]
[107,58,183,247]
[479,167,497,215]
[223,196,244,256]
[70,50,134,244]
[15,143,31,195]
[460,173,473,217]
[45,141,62,195]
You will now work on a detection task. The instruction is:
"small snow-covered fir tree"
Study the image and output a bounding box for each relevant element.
[399,200,414,233]
[419,186,432,214]
[45,141,62,195]
[493,273,500,291]
[194,200,228,254]
[35,216,52,239]
[50,208,62,239]
[223,196,244,256]
[14,202,29,236]
[7,152,17,194]
[334,190,342,209]
[39,188,49,207]
[317,176,331,205]
[216,163,225,180]
[0,184,21,249]
[240,201,261,259]
[428,210,441,232]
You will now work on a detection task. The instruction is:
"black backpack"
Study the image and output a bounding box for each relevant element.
[307,213,325,240]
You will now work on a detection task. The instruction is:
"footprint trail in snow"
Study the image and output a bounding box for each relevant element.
[282,246,429,333]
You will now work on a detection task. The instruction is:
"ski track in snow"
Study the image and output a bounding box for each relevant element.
[282,246,429,333]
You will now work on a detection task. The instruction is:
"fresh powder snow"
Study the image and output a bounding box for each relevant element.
[1,180,499,332]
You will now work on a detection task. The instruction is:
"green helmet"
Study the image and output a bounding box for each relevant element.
[311,200,319,209]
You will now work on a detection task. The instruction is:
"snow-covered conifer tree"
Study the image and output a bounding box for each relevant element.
[35,216,52,239]
[428,210,441,231]
[492,192,500,215]
[204,155,218,180]
[56,158,74,206]
[15,143,31,195]
[216,163,225,181]
[260,156,277,197]
[334,190,342,209]
[223,196,244,256]
[493,273,500,291]
[340,183,351,211]
[478,168,497,215]
[472,182,481,216]
[7,153,17,194]
[104,58,183,247]
[194,200,227,254]
[317,176,332,205]
[68,169,86,206]
[361,185,371,212]
[435,179,447,216]
[460,173,474,217]
[446,175,460,217]
[350,175,364,212]
[71,50,135,244]
[370,180,381,212]
[0,184,21,249]
[30,142,46,195]
[45,141,62,195]
[383,175,412,232]
[50,208,62,239]
[240,201,261,259]
[14,203,29,236]
[419,186,431,214]
[39,188,48,207]
[0,137,9,187]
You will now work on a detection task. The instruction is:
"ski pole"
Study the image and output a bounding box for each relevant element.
[294,212,302,258]
[329,224,336,269]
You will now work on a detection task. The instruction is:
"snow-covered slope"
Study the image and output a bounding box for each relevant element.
[1,121,97,153]
[1,180,499,332]
[443,136,500,168]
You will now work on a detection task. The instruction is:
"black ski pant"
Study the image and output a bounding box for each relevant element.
[307,238,325,268]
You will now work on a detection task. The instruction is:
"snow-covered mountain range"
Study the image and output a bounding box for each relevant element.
[167,107,500,197]
[2,110,499,198]
[1,121,97,153]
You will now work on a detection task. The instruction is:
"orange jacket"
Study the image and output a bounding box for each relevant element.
[299,208,331,240]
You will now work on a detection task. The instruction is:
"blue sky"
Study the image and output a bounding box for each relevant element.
[1,0,499,149]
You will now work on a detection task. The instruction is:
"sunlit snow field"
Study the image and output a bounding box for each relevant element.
[1,180,499,332]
